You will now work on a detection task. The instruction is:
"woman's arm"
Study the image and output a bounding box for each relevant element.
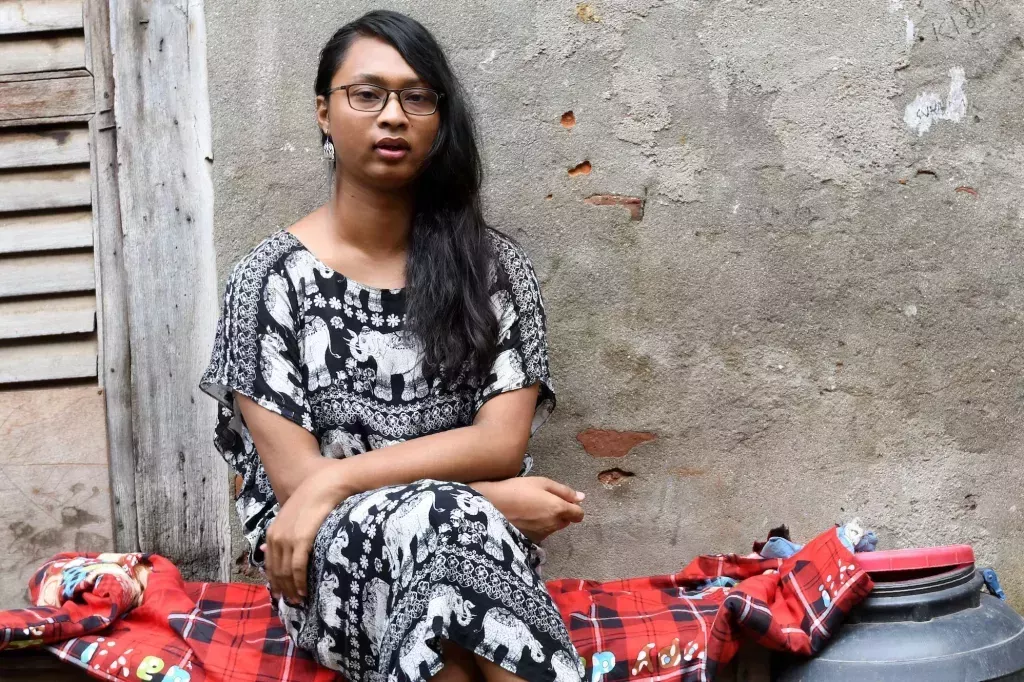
[237,384,538,506]
[318,384,538,498]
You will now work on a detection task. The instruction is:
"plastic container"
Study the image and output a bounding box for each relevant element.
[775,546,1024,682]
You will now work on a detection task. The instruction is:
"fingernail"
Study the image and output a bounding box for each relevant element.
[576,491,585,501]
[259,544,267,552]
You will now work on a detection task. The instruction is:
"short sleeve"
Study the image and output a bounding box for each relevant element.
[474,233,556,435]
[200,240,315,468]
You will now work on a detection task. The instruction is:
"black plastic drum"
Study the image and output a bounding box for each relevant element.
[775,547,1024,682]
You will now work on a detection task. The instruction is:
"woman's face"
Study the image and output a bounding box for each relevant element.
[317,36,442,191]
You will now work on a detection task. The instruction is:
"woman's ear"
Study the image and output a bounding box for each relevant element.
[315,95,330,135]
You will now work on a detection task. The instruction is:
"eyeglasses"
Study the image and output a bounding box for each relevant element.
[326,84,443,116]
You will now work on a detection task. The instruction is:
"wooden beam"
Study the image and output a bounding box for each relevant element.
[0,0,84,35]
[0,166,91,211]
[0,252,95,297]
[110,0,227,576]
[0,113,91,129]
[0,34,86,76]
[0,210,93,253]
[0,126,90,169]
[86,0,138,553]
[0,337,97,383]
[0,74,93,121]
[0,293,95,338]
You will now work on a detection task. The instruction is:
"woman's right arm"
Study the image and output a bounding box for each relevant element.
[236,394,326,506]
[240,391,582,539]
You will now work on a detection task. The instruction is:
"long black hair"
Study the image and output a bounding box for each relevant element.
[315,10,499,383]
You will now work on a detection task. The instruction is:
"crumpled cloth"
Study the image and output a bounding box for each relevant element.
[0,552,340,682]
[547,527,874,682]
[1,529,873,682]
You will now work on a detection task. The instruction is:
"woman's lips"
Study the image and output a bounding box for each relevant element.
[374,146,409,161]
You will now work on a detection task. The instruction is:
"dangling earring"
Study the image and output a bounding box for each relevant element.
[322,133,335,163]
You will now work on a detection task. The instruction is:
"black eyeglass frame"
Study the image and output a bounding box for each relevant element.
[325,84,445,116]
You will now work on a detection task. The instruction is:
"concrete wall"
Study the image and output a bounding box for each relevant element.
[0,386,113,607]
[205,0,1024,604]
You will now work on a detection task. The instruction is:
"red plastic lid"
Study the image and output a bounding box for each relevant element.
[857,545,975,576]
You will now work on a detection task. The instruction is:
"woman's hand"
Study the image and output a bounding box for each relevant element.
[475,477,585,544]
[263,470,351,603]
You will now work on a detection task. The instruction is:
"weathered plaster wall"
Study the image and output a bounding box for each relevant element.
[0,386,113,608]
[205,0,1024,604]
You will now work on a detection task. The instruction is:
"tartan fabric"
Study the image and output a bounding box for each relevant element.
[0,553,341,682]
[546,528,874,682]
[0,528,870,682]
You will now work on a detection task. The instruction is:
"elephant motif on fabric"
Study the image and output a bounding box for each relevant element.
[382,491,437,586]
[485,348,525,396]
[325,527,357,575]
[479,607,546,670]
[490,289,515,344]
[346,327,428,402]
[452,489,521,565]
[551,649,585,682]
[425,584,476,630]
[264,272,294,332]
[285,249,333,299]
[397,621,437,682]
[321,428,367,459]
[368,434,405,450]
[344,279,384,313]
[317,572,343,630]
[361,577,391,655]
[316,632,346,673]
[299,316,339,391]
[346,487,396,532]
[259,330,304,406]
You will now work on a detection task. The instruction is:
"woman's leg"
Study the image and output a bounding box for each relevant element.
[432,640,484,682]
[474,654,528,682]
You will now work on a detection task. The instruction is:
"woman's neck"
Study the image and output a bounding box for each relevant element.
[327,173,414,257]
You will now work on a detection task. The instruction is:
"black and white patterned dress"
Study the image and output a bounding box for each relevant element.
[200,229,584,682]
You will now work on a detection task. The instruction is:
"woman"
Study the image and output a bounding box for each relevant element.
[200,10,586,682]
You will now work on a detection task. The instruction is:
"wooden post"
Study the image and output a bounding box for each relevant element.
[106,0,229,579]
[85,0,138,554]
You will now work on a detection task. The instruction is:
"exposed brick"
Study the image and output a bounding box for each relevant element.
[598,468,635,486]
[576,3,601,22]
[577,428,656,458]
[584,194,645,221]
[568,160,592,176]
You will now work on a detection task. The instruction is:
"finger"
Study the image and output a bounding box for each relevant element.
[543,479,582,504]
[271,536,291,600]
[278,544,298,603]
[560,502,585,524]
[260,543,278,597]
[264,537,277,592]
[292,544,309,600]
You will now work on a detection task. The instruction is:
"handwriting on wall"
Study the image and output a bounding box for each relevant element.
[930,0,997,41]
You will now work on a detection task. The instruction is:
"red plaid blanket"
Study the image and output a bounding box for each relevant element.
[0,552,340,682]
[0,528,870,682]
[547,527,873,682]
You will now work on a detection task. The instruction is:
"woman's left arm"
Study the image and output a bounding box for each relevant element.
[267,384,541,602]
[308,384,540,502]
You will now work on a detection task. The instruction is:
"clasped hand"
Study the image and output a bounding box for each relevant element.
[263,475,585,603]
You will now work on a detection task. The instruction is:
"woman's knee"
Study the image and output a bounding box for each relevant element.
[434,639,483,682]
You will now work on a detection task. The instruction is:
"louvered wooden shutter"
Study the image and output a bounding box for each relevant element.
[0,1,98,384]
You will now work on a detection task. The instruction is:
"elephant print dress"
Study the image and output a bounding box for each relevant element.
[200,229,584,682]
